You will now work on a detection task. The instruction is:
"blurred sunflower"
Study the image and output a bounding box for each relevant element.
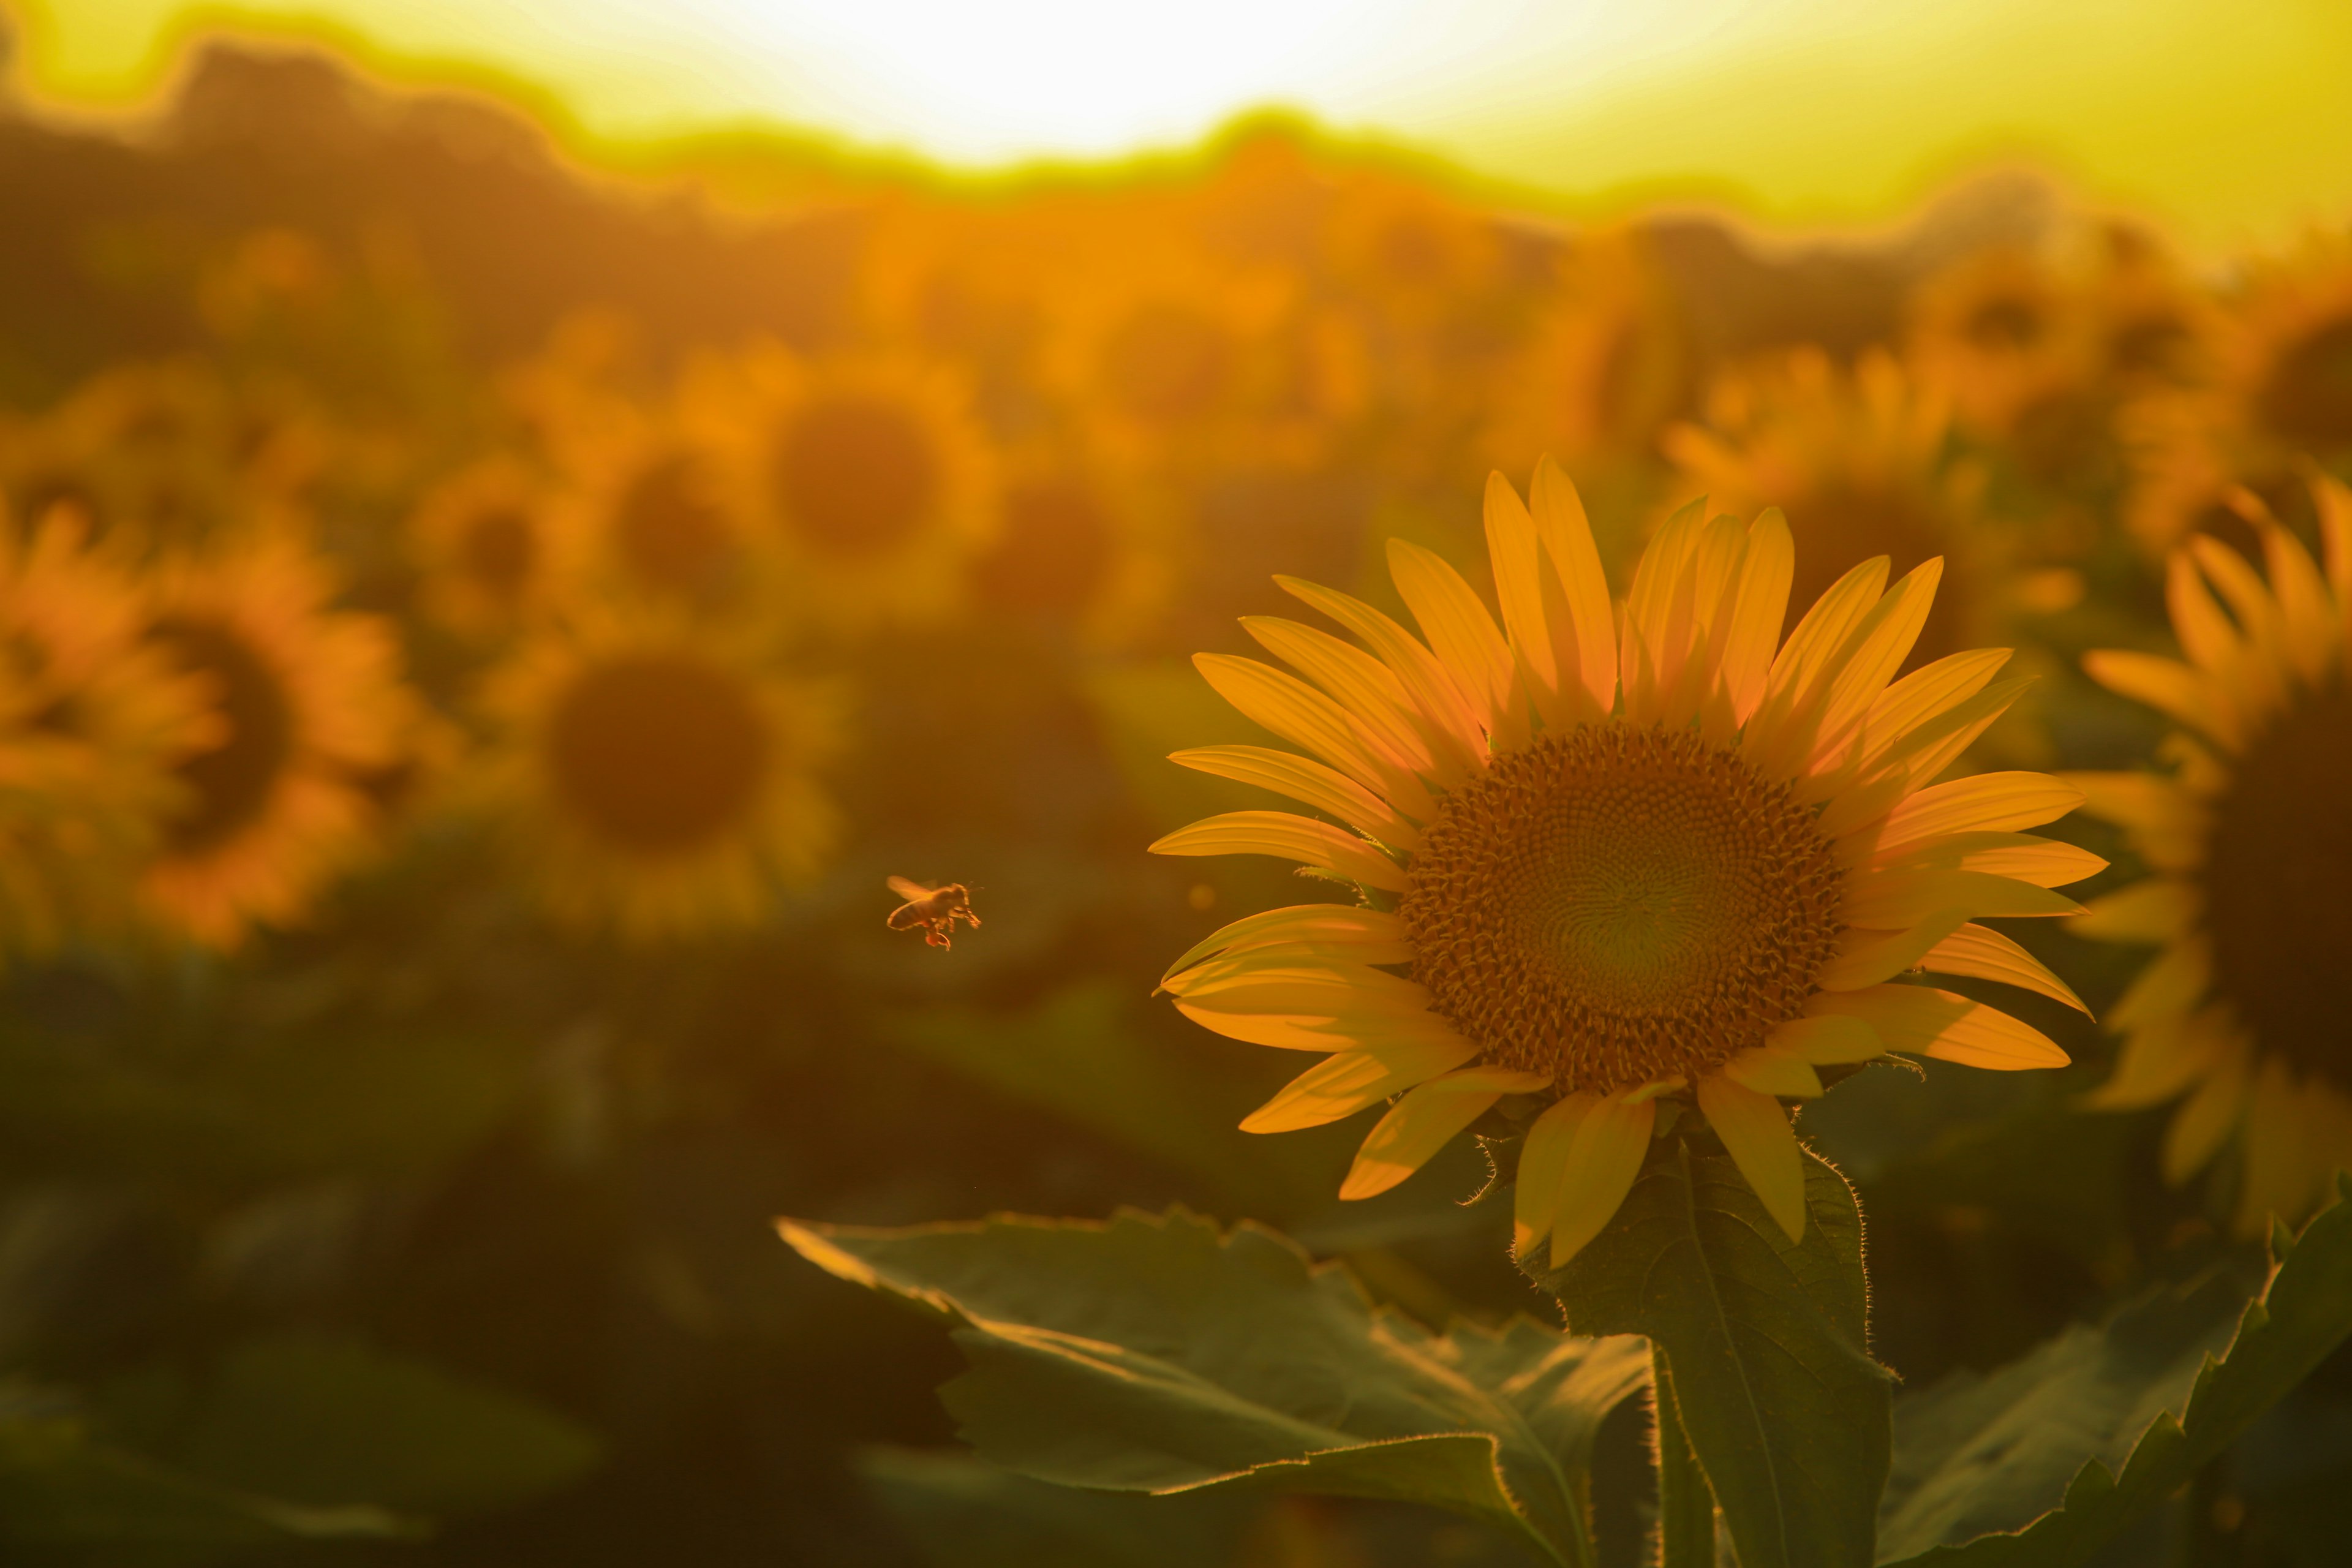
[1154,459,2090,1264]
[2070,476,2352,1231]
[1483,228,1694,486]
[687,343,994,629]
[1908,246,2070,420]
[0,510,214,950]
[477,614,842,941]
[1319,172,1506,329]
[966,442,1171,649]
[1038,247,1340,470]
[1662,347,2037,666]
[2124,236,2352,555]
[0,359,307,551]
[137,538,412,948]
[408,454,577,637]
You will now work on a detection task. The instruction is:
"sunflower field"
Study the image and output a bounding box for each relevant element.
[5,32,2352,1568]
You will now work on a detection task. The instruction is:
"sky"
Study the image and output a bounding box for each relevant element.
[12,0,2352,254]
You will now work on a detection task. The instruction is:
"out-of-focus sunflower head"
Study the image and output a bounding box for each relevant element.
[682,341,997,633]
[1483,227,1696,488]
[0,359,312,556]
[1319,170,1508,329]
[135,537,413,949]
[1039,244,1349,472]
[476,611,843,941]
[2222,234,2352,470]
[409,454,579,639]
[0,508,218,952]
[1664,346,2007,669]
[965,439,1174,650]
[2071,474,2352,1233]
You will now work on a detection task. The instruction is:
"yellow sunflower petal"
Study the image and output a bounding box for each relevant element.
[1483,471,1562,724]
[2109,938,2212,1033]
[1841,867,2083,929]
[2071,879,2199,944]
[1513,1091,1597,1259]
[1149,810,1409,892]
[1852,648,2011,778]
[1550,1091,1658,1268]
[1277,577,1485,774]
[2081,650,2241,752]
[1697,1075,1807,1243]
[2188,536,2293,680]
[1920,922,2089,1014]
[1161,941,1421,995]
[1744,556,1891,777]
[1809,984,2070,1069]
[2236,1058,2324,1234]
[1529,457,1617,717]
[1817,908,1971,990]
[1388,538,1515,739]
[1159,903,1409,983]
[1719,1047,1826,1099]
[1806,558,1945,773]
[1871,772,2085,852]
[2166,549,2248,679]
[1175,1004,1461,1052]
[1340,1065,1553,1200]
[2083,1005,2235,1109]
[1871,831,2107,890]
[1194,654,1434,817]
[2161,1048,2251,1185]
[1718,508,1795,726]
[1765,1012,1886,1065]
[1241,1034,1479,1133]
[1168,962,1430,1016]
[2256,523,2339,685]
[1169,746,1421,850]
[1242,619,1441,778]
[2316,473,2352,607]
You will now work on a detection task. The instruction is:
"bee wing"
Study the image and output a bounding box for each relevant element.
[886,876,931,900]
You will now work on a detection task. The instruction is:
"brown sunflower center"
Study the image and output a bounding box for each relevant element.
[771,396,940,559]
[1099,303,1234,424]
[2202,682,2352,1089]
[546,654,769,854]
[968,477,1114,616]
[1401,725,1845,1094]
[458,505,537,601]
[150,616,296,856]
[614,454,734,595]
[2257,313,2352,454]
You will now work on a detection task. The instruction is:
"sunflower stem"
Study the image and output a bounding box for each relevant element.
[1652,1351,1720,1568]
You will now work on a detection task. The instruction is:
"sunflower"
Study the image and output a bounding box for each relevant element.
[2123,236,2352,555]
[0,510,214,951]
[1482,228,1695,483]
[477,612,842,940]
[2070,475,2352,1232]
[684,342,995,629]
[1153,459,2092,1264]
[1665,347,2016,668]
[136,537,413,948]
[408,454,578,637]
[1318,170,1506,328]
[1037,245,1347,472]
[965,442,1172,649]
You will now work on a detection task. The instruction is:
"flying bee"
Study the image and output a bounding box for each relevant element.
[886,877,981,950]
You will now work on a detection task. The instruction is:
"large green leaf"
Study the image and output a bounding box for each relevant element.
[856,1446,1261,1568]
[780,1206,1649,1567]
[1529,1136,1892,1568]
[0,1384,405,1559]
[1877,1176,2352,1567]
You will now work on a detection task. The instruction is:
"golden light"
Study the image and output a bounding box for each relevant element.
[14,0,2352,248]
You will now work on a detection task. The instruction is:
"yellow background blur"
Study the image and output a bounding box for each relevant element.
[17,0,2352,255]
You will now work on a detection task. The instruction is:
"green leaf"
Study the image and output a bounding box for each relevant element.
[1877,1176,2352,1567]
[171,1332,600,1517]
[856,1446,1261,1568]
[1529,1136,1891,1568]
[780,1205,1649,1567]
[0,1384,407,1556]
